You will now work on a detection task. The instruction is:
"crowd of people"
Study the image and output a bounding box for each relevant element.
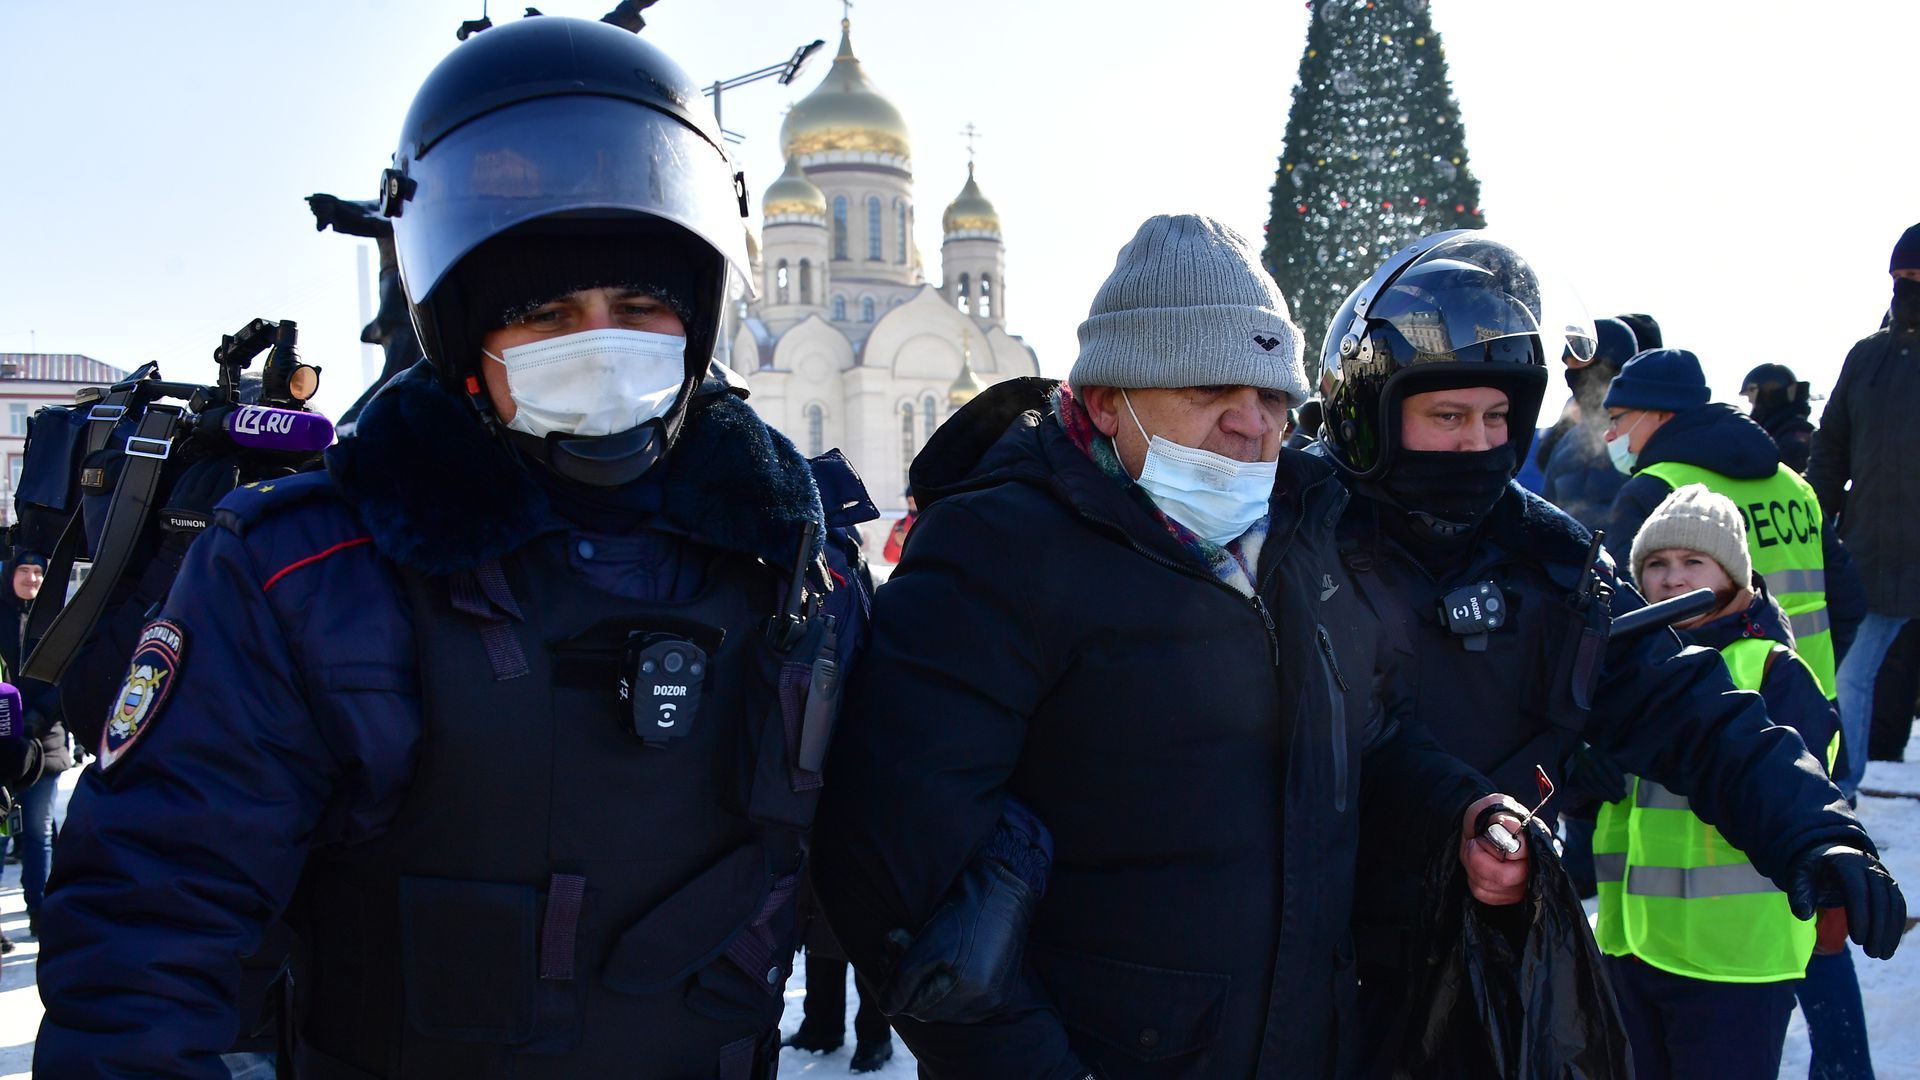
[0,15,1913,1080]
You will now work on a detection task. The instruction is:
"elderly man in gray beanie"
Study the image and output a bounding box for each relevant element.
[813,214,1532,1080]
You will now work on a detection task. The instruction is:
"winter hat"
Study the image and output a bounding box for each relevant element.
[1617,313,1664,352]
[1891,223,1920,274]
[1069,214,1310,406]
[1568,316,1638,389]
[1604,348,1710,413]
[1630,483,1751,589]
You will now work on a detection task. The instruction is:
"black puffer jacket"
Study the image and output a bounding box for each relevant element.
[1808,325,1920,616]
[813,379,1490,1079]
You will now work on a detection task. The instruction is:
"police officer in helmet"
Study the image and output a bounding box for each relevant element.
[36,16,872,1078]
[1317,231,1905,1074]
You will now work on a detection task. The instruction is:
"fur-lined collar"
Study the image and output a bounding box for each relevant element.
[326,362,823,575]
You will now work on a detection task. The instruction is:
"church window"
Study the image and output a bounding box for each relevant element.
[799,259,813,304]
[867,196,883,260]
[979,274,993,319]
[895,198,907,263]
[833,196,848,260]
[901,402,916,479]
[832,295,847,321]
[862,296,875,323]
[923,394,938,434]
[956,273,971,314]
[805,403,825,457]
[775,260,790,305]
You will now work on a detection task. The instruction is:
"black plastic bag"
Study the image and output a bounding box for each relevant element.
[1398,817,1634,1079]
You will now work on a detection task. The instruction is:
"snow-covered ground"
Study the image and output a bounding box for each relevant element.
[6,736,1918,1079]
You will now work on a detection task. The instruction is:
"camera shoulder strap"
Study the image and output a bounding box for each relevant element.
[23,405,183,685]
[23,384,142,648]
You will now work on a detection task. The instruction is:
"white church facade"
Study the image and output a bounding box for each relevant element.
[724,17,1040,555]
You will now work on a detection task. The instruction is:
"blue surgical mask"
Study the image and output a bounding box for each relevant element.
[1124,391,1276,546]
[1607,413,1645,475]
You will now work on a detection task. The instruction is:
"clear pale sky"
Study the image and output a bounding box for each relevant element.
[2,0,1914,425]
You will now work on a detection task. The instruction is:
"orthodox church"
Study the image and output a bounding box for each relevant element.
[726,17,1040,545]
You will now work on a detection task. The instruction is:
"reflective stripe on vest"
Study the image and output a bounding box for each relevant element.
[1637,461,1835,699]
[1591,636,1817,982]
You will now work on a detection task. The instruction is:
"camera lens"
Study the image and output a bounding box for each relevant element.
[664,651,685,674]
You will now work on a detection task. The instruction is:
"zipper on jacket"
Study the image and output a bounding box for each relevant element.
[1249,594,1281,667]
[1316,624,1351,813]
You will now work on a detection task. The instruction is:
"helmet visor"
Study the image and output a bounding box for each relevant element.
[392,96,751,307]
[1365,232,1596,367]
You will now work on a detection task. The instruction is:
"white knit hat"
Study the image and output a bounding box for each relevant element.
[1630,483,1753,587]
[1068,214,1310,406]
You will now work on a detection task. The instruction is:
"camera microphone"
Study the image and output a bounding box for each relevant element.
[219,405,336,453]
[0,682,27,747]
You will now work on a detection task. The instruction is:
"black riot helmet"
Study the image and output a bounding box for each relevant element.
[1320,231,1595,481]
[381,16,752,484]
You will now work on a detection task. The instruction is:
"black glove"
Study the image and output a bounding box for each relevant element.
[877,855,1035,1024]
[1561,741,1628,805]
[1786,844,1907,960]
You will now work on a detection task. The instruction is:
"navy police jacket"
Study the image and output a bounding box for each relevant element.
[33,364,873,1077]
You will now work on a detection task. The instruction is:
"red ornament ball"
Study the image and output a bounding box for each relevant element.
[1339,200,1350,209]
[1297,204,1308,214]
[1381,200,1393,210]
[1454,203,1465,212]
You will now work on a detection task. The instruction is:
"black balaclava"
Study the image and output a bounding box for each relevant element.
[1377,443,1517,548]
[1892,278,1920,333]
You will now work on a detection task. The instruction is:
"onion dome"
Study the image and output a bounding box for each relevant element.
[948,355,987,409]
[762,155,827,222]
[942,163,1001,238]
[779,20,911,164]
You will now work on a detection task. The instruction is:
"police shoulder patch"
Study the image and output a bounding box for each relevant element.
[99,618,187,771]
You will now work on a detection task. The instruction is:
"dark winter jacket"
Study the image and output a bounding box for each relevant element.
[1682,582,1839,771]
[1337,480,1867,976]
[0,560,70,783]
[813,379,1491,1080]
[1540,422,1626,536]
[1753,404,1816,474]
[1808,326,1920,616]
[34,363,871,1078]
[1603,403,1780,572]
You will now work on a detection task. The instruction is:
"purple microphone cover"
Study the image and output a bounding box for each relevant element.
[224,405,335,452]
[0,682,24,742]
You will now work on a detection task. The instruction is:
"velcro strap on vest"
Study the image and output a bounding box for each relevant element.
[539,872,587,981]
[449,558,528,680]
[724,871,799,997]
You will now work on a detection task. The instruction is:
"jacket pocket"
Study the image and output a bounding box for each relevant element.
[1028,943,1230,1069]
[398,877,538,1043]
[1316,624,1350,814]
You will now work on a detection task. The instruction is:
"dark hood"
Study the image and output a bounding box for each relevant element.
[911,377,1343,567]
[1636,403,1781,481]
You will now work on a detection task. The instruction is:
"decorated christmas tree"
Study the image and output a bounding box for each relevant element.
[1263,0,1483,382]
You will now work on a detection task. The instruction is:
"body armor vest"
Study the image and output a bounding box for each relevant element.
[293,531,831,1079]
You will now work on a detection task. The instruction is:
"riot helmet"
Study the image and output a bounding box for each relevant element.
[1320,231,1595,481]
[381,16,751,484]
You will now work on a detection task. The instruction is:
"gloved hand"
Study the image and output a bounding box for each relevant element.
[1786,844,1907,960]
[1561,741,1628,805]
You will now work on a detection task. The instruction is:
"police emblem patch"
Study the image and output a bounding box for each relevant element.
[100,619,186,771]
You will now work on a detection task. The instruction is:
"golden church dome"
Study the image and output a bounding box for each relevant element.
[762,155,827,220]
[780,20,912,162]
[942,163,1000,237]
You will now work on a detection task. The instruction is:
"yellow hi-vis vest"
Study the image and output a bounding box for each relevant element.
[1593,637,1838,982]
[1637,461,1834,699]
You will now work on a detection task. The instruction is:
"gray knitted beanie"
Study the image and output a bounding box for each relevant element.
[1630,483,1753,588]
[1069,214,1310,406]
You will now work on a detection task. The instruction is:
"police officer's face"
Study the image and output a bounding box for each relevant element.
[1082,384,1289,479]
[478,287,687,424]
[1639,546,1735,617]
[1398,386,1510,452]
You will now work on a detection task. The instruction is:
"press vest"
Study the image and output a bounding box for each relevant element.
[1638,460,1834,698]
[291,531,835,1079]
[1593,636,1835,983]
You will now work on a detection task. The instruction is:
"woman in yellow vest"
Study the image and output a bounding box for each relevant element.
[1597,483,1844,1080]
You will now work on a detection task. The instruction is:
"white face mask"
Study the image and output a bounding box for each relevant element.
[1123,390,1277,546]
[483,327,687,439]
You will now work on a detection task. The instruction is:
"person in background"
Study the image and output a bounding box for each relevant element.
[1742,363,1816,473]
[1619,312,1664,352]
[0,552,66,944]
[1808,222,1920,796]
[883,488,917,563]
[1599,484,1846,1080]
[1541,316,1638,532]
